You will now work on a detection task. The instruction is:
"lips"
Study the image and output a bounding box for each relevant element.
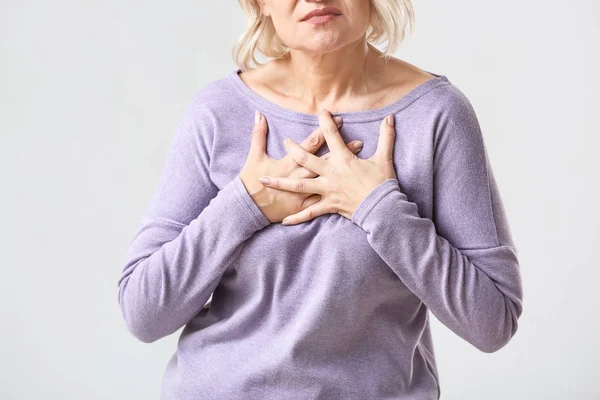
[301,7,342,22]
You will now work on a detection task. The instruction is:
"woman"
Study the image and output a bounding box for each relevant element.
[117,1,524,399]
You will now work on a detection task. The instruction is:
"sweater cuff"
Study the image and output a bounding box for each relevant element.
[231,175,271,231]
[351,178,402,228]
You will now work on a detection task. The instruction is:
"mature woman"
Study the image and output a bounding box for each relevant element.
[118,1,524,399]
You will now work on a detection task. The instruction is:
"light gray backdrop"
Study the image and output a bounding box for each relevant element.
[2,0,599,399]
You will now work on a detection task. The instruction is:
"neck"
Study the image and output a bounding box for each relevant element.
[277,38,387,111]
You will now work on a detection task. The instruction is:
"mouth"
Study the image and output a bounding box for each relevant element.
[301,7,343,23]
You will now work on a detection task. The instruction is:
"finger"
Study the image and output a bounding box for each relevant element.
[248,111,268,161]
[297,117,343,155]
[299,193,322,212]
[373,114,396,163]
[293,140,363,180]
[284,138,327,176]
[318,109,350,155]
[258,175,324,195]
[281,198,331,225]
[322,140,363,161]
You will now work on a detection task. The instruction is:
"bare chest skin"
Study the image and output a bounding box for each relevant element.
[238,59,436,115]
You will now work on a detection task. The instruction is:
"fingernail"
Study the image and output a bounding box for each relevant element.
[355,141,364,149]
[333,116,342,126]
[255,110,261,124]
[258,177,271,185]
[282,217,291,225]
[386,114,395,126]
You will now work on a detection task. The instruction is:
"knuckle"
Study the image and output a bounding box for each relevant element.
[297,152,308,166]
[306,208,314,219]
[343,152,357,164]
[294,180,305,192]
[382,153,394,163]
[310,134,320,146]
[322,125,335,136]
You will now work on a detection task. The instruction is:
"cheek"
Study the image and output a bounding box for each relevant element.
[343,15,370,39]
[346,2,371,32]
[345,0,371,26]
[270,18,298,45]
[264,1,297,43]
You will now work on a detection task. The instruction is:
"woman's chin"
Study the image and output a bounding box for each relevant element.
[293,37,349,54]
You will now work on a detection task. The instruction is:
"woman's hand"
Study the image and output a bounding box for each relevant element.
[257,109,398,225]
[238,111,365,224]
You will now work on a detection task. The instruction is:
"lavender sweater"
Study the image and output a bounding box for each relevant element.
[117,68,523,399]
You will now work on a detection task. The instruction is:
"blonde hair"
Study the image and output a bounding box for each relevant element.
[232,0,415,71]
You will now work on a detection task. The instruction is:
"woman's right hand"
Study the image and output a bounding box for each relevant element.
[239,111,363,224]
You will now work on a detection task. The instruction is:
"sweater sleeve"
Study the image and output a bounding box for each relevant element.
[117,97,271,343]
[351,90,523,353]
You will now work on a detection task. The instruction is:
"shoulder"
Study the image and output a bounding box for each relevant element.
[403,75,483,146]
[171,71,244,145]
[380,60,486,155]
[411,74,476,119]
[164,74,236,152]
[425,76,479,125]
[184,73,239,118]
[439,85,477,122]
[423,79,486,156]
[381,57,478,121]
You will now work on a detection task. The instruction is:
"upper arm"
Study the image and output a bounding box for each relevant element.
[119,94,219,286]
[432,86,516,251]
[143,93,219,227]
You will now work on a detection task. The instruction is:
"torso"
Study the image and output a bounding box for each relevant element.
[158,64,452,399]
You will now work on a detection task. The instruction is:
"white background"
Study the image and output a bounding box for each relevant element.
[2,0,599,399]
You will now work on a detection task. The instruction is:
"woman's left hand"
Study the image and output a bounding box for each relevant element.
[257,109,398,225]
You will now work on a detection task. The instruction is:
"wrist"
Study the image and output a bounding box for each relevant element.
[239,174,272,208]
[250,184,272,208]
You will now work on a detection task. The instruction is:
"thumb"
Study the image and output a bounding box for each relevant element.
[373,114,396,163]
[248,111,268,161]
[300,194,322,211]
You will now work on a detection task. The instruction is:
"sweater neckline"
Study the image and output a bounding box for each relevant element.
[226,67,450,124]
